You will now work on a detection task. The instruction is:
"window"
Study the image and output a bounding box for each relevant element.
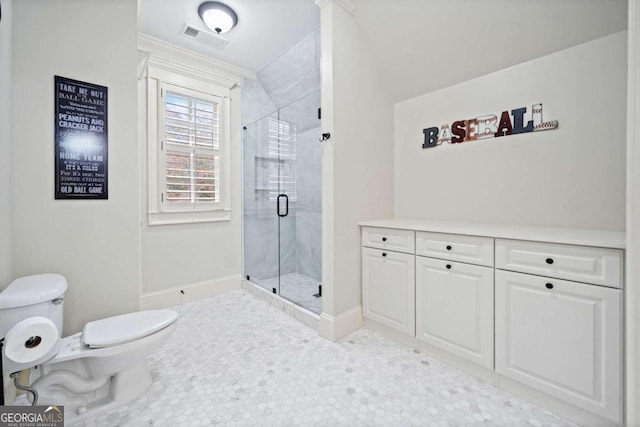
[162,85,221,209]
[146,66,233,225]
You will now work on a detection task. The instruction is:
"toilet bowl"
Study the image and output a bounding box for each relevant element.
[0,274,178,423]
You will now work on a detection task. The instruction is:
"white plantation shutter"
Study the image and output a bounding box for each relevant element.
[161,84,222,210]
[145,60,233,225]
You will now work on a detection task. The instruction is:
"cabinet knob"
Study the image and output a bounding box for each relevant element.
[382,252,387,257]
[382,237,387,242]
[446,264,452,269]
[546,258,554,265]
[545,283,554,289]
[446,245,452,251]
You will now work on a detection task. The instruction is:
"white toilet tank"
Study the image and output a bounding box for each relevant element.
[0,274,67,338]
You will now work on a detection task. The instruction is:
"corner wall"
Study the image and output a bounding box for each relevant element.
[0,0,12,288]
[394,32,627,231]
[318,0,394,339]
[626,1,639,422]
[11,0,140,334]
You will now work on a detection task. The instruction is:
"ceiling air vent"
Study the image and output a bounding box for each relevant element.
[184,26,200,37]
[182,24,229,49]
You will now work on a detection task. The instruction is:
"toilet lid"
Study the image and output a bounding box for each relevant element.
[82,310,177,348]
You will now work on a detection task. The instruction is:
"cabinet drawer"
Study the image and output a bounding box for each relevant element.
[495,239,623,288]
[362,247,415,335]
[495,270,622,422]
[362,227,415,254]
[416,257,494,369]
[416,232,493,266]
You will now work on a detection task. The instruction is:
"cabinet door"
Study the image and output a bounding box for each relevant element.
[362,247,415,335]
[416,257,493,369]
[495,270,622,423]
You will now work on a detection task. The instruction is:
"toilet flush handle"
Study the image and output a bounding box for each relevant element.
[52,298,63,305]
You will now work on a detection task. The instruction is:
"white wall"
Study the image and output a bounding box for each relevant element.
[140,87,242,300]
[137,37,245,307]
[318,1,394,337]
[626,1,639,422]
[0,0,12,288]
[11,0,140,334]
[394,32,627,231]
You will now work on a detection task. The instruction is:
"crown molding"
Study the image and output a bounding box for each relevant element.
[144,53,238,89]
[137,33,257,83]
[314,0,356,16]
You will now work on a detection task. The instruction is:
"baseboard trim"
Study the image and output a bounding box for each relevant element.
[140,274,241,310]
[318,305,363,341]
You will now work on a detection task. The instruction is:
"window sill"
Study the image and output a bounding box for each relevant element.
[148,209,231,226]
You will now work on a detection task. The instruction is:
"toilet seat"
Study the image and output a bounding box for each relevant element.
[82,310,178,348]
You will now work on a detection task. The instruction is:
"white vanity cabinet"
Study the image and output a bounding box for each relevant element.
[359,221,625,425]
[361,229,415,336]
[495,238,623,423]
[495,269,622,422]
[416,257,493,369]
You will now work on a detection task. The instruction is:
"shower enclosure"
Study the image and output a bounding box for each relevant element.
[243,90,322,314]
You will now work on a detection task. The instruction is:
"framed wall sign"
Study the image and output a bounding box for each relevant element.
[54,75,108,199]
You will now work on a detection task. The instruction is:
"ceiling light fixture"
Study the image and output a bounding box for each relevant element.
[198,1,238,34]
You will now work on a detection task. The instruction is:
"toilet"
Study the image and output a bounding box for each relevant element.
[0,273,177,422]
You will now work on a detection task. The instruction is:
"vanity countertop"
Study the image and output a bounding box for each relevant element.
[359,219,626,249]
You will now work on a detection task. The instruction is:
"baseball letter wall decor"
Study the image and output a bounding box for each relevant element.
[422,103,558,149]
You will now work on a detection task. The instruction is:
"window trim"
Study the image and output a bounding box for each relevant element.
[146,65,232,225]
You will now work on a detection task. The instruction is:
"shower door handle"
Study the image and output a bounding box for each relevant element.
[277,194,289,217]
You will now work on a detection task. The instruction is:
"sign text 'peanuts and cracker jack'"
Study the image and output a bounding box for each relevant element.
[422,103,558,149]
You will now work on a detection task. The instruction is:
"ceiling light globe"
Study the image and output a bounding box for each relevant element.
[198,2,238,34]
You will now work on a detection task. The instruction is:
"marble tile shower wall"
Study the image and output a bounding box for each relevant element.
[242,79,277,128]
[294,127,321,282]
[242,28,321,286]
[256,29,320,110]
[242,29,320,127]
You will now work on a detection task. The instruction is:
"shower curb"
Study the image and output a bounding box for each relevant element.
[241,280,319,330]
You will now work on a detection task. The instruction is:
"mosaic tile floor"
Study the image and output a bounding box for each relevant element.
[75,290,573,427]
[257,273,322,314]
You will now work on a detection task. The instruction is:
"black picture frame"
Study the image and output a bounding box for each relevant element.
[54,75,108,200]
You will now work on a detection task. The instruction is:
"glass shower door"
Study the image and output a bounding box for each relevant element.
[243,91,322,313]
[243,112,281,294]
[277,91,322,313]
